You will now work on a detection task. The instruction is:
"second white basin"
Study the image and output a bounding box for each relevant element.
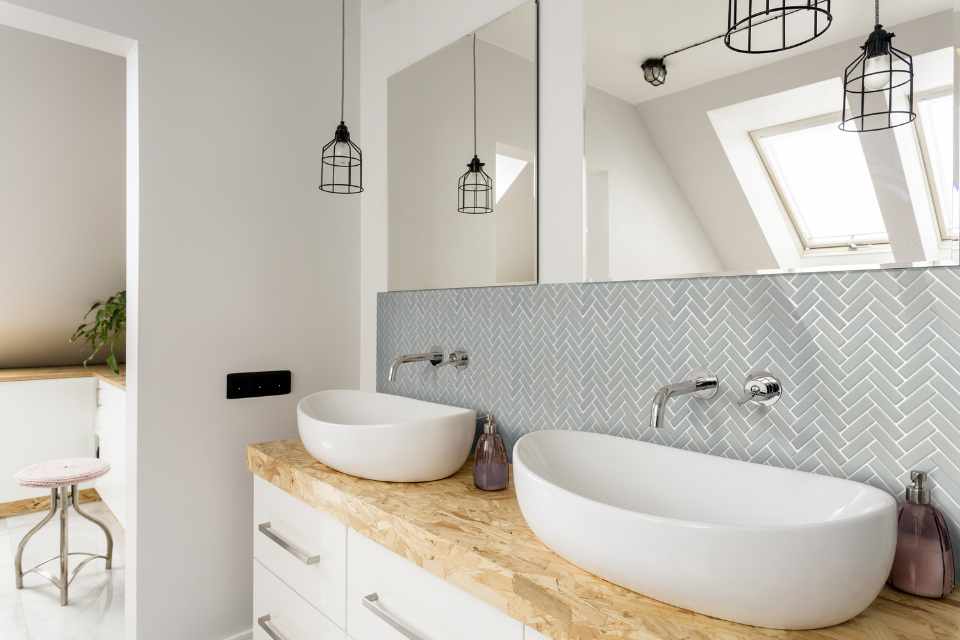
[513,430,898,630]
[297,390,475,482]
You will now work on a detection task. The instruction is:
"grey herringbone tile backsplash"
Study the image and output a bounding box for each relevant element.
[377,267,960,565]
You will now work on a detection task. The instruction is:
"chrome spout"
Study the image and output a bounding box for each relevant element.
[387,349,444,382]
[650,372,718,429]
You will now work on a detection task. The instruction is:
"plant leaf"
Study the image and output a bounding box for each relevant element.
[106,353,119,376]
[70,289,125,368]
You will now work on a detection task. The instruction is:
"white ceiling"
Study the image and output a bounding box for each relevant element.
[586,0,952,104]
[477,2,536,62]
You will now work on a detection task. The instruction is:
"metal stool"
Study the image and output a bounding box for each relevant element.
[13,458,113,606]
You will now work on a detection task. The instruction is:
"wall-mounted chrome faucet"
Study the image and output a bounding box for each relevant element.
[387,348,443,382]
[387,348,469,382]
[650,370,718,429]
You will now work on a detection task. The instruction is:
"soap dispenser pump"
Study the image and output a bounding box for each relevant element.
[474,414,508,491]
[889,471,955,598]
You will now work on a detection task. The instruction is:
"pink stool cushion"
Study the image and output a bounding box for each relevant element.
[14,458,110,488]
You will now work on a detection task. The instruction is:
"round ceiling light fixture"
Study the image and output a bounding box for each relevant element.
[641,58,667,87]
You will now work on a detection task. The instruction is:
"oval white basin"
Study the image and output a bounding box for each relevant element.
[297,390,475,482]
[513,430,898,630]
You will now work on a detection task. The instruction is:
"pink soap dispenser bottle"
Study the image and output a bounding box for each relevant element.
[888,471,955,598]
[474,414,508,491]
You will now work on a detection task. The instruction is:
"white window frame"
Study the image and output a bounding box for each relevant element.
[750,112,891,253]
[913,86,957,242]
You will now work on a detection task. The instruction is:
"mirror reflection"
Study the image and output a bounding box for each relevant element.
[388,3,537,291]
[585,0,957,282]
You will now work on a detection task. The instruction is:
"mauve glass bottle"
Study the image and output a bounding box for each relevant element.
[474,415,508,491]
[888,471,955,598]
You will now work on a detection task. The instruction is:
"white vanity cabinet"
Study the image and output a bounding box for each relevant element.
[94,378,126,527]
[253,560,347,640]
[0,377,97,503]
[252,476,534,640]
[346,528,523,640]
[253,476,347,628]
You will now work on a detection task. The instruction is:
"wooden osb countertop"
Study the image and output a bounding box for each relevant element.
[247,439,960,640]
[0,365,126,389]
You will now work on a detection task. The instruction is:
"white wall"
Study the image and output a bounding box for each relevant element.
[496,161,537,284]
[586,87,722,280]
[585,171,610,281]
[388,37,536,291]
[0,24,125,368]
[0,2,361,640]
[637,12,952,273]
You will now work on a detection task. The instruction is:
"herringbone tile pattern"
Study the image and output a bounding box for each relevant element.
[378,267,960,564]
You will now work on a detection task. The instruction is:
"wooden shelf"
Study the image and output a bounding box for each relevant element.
[0,365,126,389]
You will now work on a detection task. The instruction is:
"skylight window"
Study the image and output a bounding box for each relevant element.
[752,116,888,251]
[495,153,528,203]
[916,92,957,240]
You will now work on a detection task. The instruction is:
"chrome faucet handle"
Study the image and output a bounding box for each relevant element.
[737,371,782,406]
[437,350,469,370]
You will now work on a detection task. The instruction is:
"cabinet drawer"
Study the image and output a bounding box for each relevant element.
[253,476,346,628]
[347,529,523,640]
[253,560,345,640]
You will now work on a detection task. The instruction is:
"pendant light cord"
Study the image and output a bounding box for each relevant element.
[472,33,478,156]
[340,0,345,122]
[875,0,880,26]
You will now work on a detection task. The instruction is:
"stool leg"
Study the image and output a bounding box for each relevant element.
[59,485,69,606]
[15,488,58,589]
[71,484,113,569]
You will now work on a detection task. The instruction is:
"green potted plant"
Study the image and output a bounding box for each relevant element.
[70,290,126,375]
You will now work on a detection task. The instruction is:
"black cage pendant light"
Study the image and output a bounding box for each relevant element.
[320,0,362,194]
[458,34,494,215]
[840,0,915,133]
[725,0,832,54]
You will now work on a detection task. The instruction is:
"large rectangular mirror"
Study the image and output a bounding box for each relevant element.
[584,1,957,282]
[387,2,538,291]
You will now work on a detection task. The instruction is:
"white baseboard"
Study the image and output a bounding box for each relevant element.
[222,629,252,640]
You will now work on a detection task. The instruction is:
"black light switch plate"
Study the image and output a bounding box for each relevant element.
[226,370,291,399]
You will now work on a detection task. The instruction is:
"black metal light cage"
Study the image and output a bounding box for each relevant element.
[458,34,494,214]
[725,0,832,54]
[458,156,494,214]
[319,0,363,194]
[641,58,667,87]
[840,26,915,133]
[321,123,363,194]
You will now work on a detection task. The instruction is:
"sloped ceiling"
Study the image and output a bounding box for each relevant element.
[1,25,125,368]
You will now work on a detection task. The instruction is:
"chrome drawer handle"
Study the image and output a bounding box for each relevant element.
[362,593,424,640]
[257,522,322,565]
[257,614,289,640]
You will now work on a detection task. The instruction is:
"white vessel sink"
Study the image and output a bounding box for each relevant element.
[297,390,475,482]
[513,430,898,630]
